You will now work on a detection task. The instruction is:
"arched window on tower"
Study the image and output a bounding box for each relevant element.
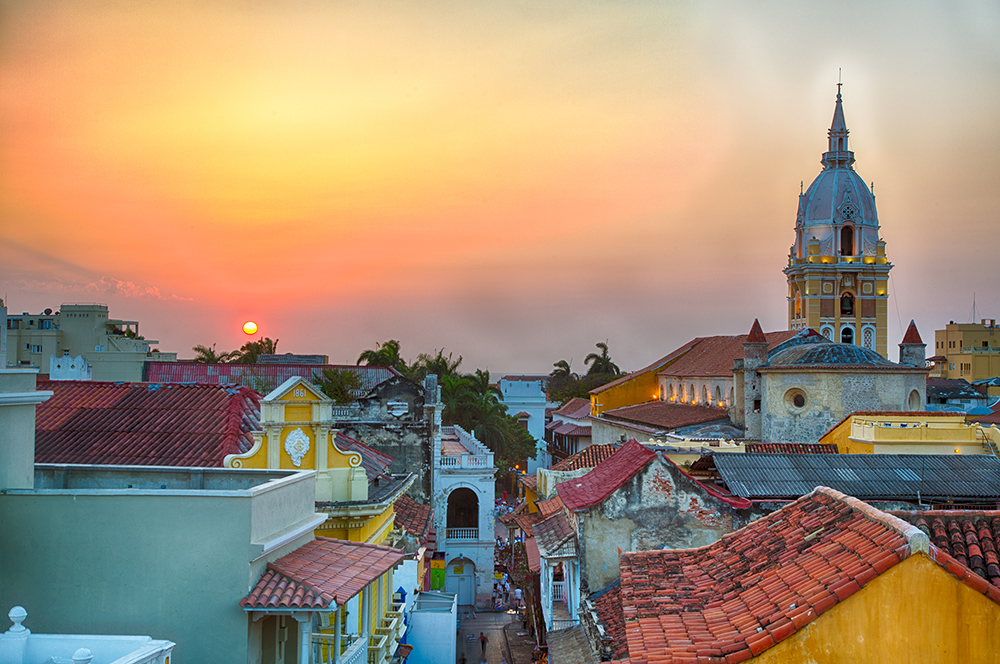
[795,292,802,318]
[841,293,854,316]
[841,327,854,345]
[840,226,854,256]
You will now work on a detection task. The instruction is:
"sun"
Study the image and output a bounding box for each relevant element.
[243,321,258,335]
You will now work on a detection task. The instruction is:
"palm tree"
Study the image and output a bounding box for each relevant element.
[192,344,235,363]
[317,368,363,404]
[357,340,408,374]
[409,349,463,382]
[232,337,279,364]
[550,359,574,378]
[584,342,620,376]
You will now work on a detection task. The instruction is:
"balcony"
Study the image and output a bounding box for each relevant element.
[313,632,365,664]
[445,527,479,541]
[437,454,491,469]
[367,631,390,664]
[331,404,362,420]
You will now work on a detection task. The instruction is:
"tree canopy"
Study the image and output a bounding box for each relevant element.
[547,343,623,404]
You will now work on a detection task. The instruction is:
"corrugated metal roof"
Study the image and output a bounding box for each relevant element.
[713,453,1000,501]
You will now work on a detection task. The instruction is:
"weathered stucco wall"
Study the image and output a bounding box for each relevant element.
[760,370,926,443]
[752,554,1000,663]
[339,377,434,502]
[578,456,761,592]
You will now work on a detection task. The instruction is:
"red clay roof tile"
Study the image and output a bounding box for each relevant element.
[394,494,434,545]
[616,488,916,661]
[557,440,657,511]
[241,538,404,609]
[601,401,727,430]
[550,444,621,472]
[35,380,260,467]
[747,319,767,344]
[901,320,923,344]
[892,510,1000,589]
[553,397,592,420]
[656,331,797,378]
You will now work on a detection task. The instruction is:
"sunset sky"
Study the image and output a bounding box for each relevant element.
[2,1,998,374]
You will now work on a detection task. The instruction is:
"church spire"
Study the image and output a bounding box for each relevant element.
[822,83,855,170]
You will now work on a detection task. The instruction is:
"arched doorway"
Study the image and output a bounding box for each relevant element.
[444,557,476,606]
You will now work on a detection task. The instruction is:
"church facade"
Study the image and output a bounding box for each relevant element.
[784,86,892,358]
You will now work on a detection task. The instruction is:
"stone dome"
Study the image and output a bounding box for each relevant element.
[764,329,898,368]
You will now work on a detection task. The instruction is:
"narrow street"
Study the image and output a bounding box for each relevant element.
[457,606,535,664]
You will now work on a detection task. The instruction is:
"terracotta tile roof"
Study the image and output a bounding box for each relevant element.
[538,495,565,516]
[35,380,260,467]
[901,319,923,344]
[518,473,538,492]
[553,397,592,420]
[592,583,628,660]
[601,401,727,431]
[514,411,531,418]
[616,488,942,662]
[394,494,434,544]
[657,330,799,378]
[557,440,657,511]
[545,419,563,431]
[512,510,547,537]
[499,500,529,525]
[550,444,621,472]
[525,536,541,573]
[146,362,399,395]
[335,432,393,480]
[554,423,592,437]
[892,510,1000,589]
[241,538,404,610]
[534,510,577,559]
[591,341,701,395]
[744,442,839,454]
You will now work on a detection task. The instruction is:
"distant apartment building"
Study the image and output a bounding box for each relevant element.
[931,318,1000,382]
[2,302,175,381]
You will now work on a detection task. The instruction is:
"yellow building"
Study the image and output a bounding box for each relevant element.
[820,411,1000,456]
[931,318,1000,382]
[225,376,413,544]
[784,87,892,358]
[607,487,1000,664]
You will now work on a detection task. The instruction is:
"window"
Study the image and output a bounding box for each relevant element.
[863,326,874,350]
[841,327,854,344]
[840,226,854,256]
[753,399,761,413]
[41,320,52,330]
[785,388,808,413]
[840,293,854,316]
[31,345,42,354]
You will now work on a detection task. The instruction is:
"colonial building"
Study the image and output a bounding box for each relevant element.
[784,86,892,357]
[734,320,928,443]
[931,318,1000,382]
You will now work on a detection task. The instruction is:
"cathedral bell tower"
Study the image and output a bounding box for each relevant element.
[784,85,892,358]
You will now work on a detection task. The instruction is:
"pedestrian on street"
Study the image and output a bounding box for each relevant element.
[514,587,522,608]
[480,631,489,655]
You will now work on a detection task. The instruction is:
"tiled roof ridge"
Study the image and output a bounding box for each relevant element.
[557,440,657,511]
[927,544,1000,605]
[660,454,752,509]
[810,486,928,553]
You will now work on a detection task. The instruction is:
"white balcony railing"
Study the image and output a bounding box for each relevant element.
[312,632,364,664]
[549,618,580,631]
[446,527,479,541]
[551,581,567,603]
[436,455,492,469]
[367,632,390,664]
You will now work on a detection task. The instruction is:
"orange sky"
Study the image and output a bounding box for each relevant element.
[2,1,998,372]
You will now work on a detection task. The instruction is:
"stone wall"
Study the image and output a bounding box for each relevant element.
[577,455,763,592]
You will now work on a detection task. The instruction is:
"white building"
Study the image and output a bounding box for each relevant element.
[499,375,554,473]
[431,425,495,608]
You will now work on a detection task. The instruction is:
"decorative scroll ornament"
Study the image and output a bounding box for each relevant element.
[284,428,310,467]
